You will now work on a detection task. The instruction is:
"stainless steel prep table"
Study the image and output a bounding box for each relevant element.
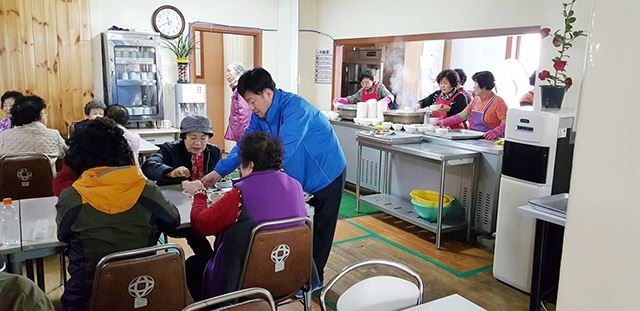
[331,119,503,234]
[355,132,481,249]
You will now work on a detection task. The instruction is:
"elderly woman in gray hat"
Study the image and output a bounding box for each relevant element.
[142,114,222,185]
[141,114,222,298]
[224,62,252,141]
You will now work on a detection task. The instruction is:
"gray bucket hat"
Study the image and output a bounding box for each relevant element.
[180,115,213,136]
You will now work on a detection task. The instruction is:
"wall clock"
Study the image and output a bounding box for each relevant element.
[151,5,185,39]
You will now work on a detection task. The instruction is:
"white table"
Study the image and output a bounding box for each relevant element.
[402,294,486,310]
[0,196,66,290]
[139,138,160,156]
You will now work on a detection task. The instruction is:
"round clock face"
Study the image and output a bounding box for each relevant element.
[152,5,185,39]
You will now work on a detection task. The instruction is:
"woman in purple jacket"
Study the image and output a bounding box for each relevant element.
[183,131,306,299]
[224,62,252,141]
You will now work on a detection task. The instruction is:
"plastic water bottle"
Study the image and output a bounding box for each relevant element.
[0,198,20,246]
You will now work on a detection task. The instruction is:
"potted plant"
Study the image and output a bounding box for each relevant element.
[163,35,194,83]
[537,0,588,109]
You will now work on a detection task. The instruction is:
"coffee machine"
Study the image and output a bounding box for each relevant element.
[175,83,207,124]
[493,109,575,292]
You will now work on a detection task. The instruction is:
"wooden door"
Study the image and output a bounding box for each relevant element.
[194,32,225,150]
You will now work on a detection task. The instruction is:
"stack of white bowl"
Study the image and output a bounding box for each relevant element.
[356,102,368,119]
[366,99,378,119]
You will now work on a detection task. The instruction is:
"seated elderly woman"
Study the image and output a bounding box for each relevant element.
[56,118,180,311]
[182,131,307,300]
[0,90,22,132]
[0,95,66,169]
[142,114,222,296]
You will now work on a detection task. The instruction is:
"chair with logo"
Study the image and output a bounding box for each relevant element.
[182,287,276,311]
[236,217,313,311]
[320,259,424,311]
[0,153,54,200]
[89,244,190,311]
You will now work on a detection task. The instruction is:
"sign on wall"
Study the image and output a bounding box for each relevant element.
[315,49,333,84]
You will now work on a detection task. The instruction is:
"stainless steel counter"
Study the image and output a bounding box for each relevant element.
[331,119,503,234]
[355,132,481,249]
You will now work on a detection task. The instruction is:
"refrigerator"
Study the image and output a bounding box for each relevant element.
[102,30,164,121]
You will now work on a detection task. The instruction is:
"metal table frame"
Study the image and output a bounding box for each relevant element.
[355,135,480,249]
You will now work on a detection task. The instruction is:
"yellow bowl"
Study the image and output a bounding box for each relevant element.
[409,190,453,207]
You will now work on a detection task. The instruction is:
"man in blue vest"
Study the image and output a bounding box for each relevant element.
[202,67,346,291]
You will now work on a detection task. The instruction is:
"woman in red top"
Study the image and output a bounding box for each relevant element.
[332,69,396,109]
[435,71,508,140]
[417,69,469,129]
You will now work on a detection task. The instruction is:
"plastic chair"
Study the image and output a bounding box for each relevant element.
[182,287,276,311]
[89,244,190,311]
[237,217,313,311]
[0,153,54,200]
[320,259,424,311]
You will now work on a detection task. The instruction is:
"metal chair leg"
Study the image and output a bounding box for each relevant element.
[60,252,67,285]
[303,290,312,311]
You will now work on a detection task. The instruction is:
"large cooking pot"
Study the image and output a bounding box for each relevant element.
[336,104,357,120]
[383,110,426,124]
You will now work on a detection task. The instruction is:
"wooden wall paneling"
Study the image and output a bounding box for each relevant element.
[66,0,84,130]
[19,0,36,96]
[0,0,9,92]
[44,0,62,133]
[31,0,50,107]
[5,0,24,91]
[79,0,93,103]
[55,0,72,132]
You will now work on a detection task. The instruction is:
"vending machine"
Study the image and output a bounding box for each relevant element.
[102,30,164,121]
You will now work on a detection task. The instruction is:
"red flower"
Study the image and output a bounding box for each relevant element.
[566,77,573,88]
[553,60,567,71]
[552,36,562,47]
[540,28,551,38]
[538,70,551,80]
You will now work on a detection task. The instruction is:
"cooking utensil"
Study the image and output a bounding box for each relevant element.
[383,110,426,124]
[337,104,357,120]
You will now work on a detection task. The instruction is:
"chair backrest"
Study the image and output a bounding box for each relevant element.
[0,153,54,200]
[182,287,276,311]
[89,244,188,311]
[238,217,313,303]
[320,259,424,311]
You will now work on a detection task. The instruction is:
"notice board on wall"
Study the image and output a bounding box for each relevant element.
[315,49,333,84]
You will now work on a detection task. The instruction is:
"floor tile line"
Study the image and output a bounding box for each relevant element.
[346,220,488,279]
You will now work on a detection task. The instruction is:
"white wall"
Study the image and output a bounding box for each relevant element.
[297,0,544,110]
[556,0,640,309]
[90,0,288,124]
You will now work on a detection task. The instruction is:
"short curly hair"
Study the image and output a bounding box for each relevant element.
[10,95,46,126]
[1,91,23,109]
[105,104,129,126]
[436,69,460,89]
[65,118,134,175]
[453,68,467,85]
[83,100,106,116]
[472,71,496,91]
[358,69,375,83]
[238,131,283,171]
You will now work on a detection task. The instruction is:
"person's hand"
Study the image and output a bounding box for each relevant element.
[483,129,499,140]
[333,97,349,104]
[433,120,444,127]
[166,166,190,178]
[182,180,206,196]
[201,171,222,188]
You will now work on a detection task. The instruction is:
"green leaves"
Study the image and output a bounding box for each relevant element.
[162,35,194,59]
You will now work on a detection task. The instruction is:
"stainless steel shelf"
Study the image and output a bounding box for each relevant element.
[115,57,155,64]
[360,193,467,233]
[116,79,157,86]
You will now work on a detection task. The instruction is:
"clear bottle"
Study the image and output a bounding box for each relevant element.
[0,198,20,246]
